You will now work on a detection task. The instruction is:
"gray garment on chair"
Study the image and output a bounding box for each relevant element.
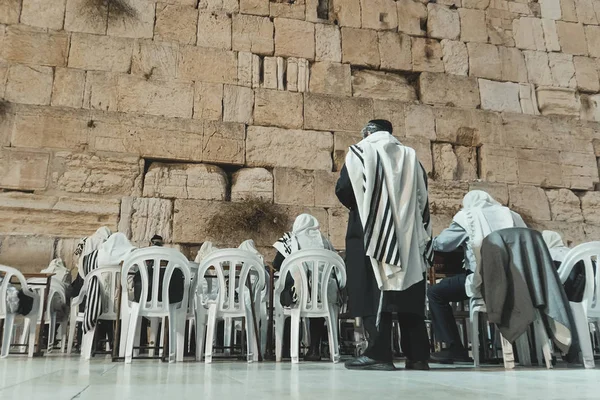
[480,228,576,352]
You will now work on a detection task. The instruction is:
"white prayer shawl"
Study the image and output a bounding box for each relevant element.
[195,242,220,305]
[97,233,135,267]
[542,230,570,263]
[453,190,526,297]
[345,131,430,292]
[77,227,111,277]
[40,258,69,315]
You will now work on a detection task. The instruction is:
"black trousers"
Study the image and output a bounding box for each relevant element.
[363,312,430,362]
[427,273,469,350]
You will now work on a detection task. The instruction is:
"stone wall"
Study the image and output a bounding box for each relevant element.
[2,0,600,272]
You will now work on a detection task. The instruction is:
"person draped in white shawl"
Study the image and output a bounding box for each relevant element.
[272,214,337,362]
[429,190,526,363]
[337,120,433,371]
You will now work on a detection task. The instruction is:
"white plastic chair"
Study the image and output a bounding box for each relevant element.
[557,241,600,369]
[0,265,40,358]
[195,249,265,363]
[274,249,347,364]
[121,248,191,363]
[67,266,120,359]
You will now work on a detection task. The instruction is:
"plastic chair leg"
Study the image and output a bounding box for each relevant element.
[223,317,232,356]
[1,314,15,358]
[81,327,96,360]
[533,313,553,369]
[570,301,595,368]
[290,309,301,364]
[327,307,341,363]
[119,304,130,358]
[274,313,285,362]
[125,303,140,364]
[48,314,57,352]
[20,318,31,345]
[195,309,207,362]
[67,307,78,355]
[472,311,480,367]
[500,335,515,369]
[148,318,159,357]
[27,315,37,358]
[515,334,531,366]
[204,306,218,364]
[245,310,256,363]
[168,305,178,363]
[175,308,186,362]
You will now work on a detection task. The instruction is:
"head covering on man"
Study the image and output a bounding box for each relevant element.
[273,213,334,258]
[77,227,112,277]
[543,230,570,263]
[97,232,136,267]
[150,235,164,247]
[239,239,264,265]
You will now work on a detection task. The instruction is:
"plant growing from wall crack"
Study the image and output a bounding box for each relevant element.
[83,0,138,23]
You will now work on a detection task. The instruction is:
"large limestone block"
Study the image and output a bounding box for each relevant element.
[274,18,315,60]
[179,45,238,84]
[455,146,478,181]
[223,85,254,124]
[193,82,223,121]
[540,0,561,19]
[315,170,340,207]
[585,25,600,58]
[379,32,412,72]
[240,0,269,15]
[64,0,107,35]
[479,79,522,113]
[556,22,588,56]
[274,168,315,206]
[328,208,348,249]
[397,0,427,36]
[21,0,65,30]
[561,0,578,22]
[270,0,305,20]
[500,47,528,83]
[580,94,600,122]
[460,9,487,43]
[333,131,361,171]
[107,0,155,39]
[316,24,341,63]
[519,84,540,115]
[419,72,480,109]
[331,0,361,28]
[479,145,519,184]
[0,236,55,273]
[469,182,509,205]
[52,68,86,109]
[427,4,460,40]
[49,152,142,197]
[516,148,563,188]
[246,126,333,170]
[546,189,583,222]
[119,197,173,243]
[155,3,198,45]
[143,162,227,200]
[360,0,398,30]
[131,40,179,80]
[428,181,470,215]
[434,107,504,146]
[560,151,598,190]
[0,148,49,190]
[524,51,553,86]
[5,65,53,106]
[412,38,444,73]
[341,28,380,68]
[83,71,118,111]
[574,56,600,92]
[508,185,551,221]
[536,87,580,117]
[232,14,273,55]
[580,192,600,225]
[351,70,417,102]
[433,143,458,180]
[202,120,245,165]
[468,43,501,80]
[231,168,274,202]
[542,19,560,52]
[309,62,352,96]
[488,17,515,48]
[0,192,120,237]
[513,17,546,51]
[117,75,194,119]
[404,104,435,140]
[1,25,68,67]
[304,93,373,132]
[0,0,21,24]
[441,40,468,76]
[575,0,598,25]
[548,53,576,88]
[254,89,304,129]
[68,33,134,72]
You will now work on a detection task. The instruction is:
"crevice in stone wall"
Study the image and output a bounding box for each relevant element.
[475,146,482,180]
[0,188,35,194]
[317,0,330,20]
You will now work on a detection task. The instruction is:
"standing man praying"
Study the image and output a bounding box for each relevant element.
[336,120,433,371]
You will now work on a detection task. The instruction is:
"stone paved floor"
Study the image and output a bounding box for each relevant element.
[0,355,598,399]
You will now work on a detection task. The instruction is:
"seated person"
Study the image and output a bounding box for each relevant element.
[428,191,526,363]
[272,214,338,362]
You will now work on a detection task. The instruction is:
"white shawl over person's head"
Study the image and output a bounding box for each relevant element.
[239,239,264,265]
[273,214,334,257]
[542,230,570,263]
[77,226,112,276]
[345,131,431,292]
[97,233,136,267]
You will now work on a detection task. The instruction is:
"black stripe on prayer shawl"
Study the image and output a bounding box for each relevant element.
[419,164,434,267]
[364,153,385,250]
[349,145,364,165]
[81,250,103,334]
[374,199,391,259]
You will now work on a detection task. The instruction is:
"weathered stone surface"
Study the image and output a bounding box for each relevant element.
[107,0,155,39]
[49,151,142,197]
[254,89,303,129]
[51,68,85,109]
[360,0,398,30]
[542,19,560,52]
[328,207,348,249]
[561,0,579,22]
[435,107,504,146]
[143,163,227,200]
[575,0,598,24]
[428,180,470,215]
[0,148,49,190]
[262,56,278,89]
[397,0,427,36]
[119,197,173,243]
[427,4,460,40]
[585,25,600,58]
[0,192,120,237]
[246,126,333,170]
[404,104,435,140]
[240,0,269,15]
[508,185,551,221]
[513,17,546,51]
[316,24,341,62]
[520,83,540,115]
[524,51,553,86]
[546,189,583,222]
[309,62,352,96]
[232,14,273,55]
[68,33,133,72]
[487,17,515,48]
[64,0,106,34]
[117,75,194,119]
[536,87,580,117]
[479,79,522,113]
[516,148,563,188]
[441,40,468,76]
[0,0,21,24]
[574,56,600,93]
[274,18,315,60]
[419,72,480,109]
[351,70,417,102]
[581,192,600,225]
[5,65,53,105]
[314,170,339,207]
[468,43,501,80]
[202,120,245,165]
[304,93,373,132]
[560,151,598,190]
[333,131,362,171]
[540,0,561,19]
[331,0,361,28]
[469,182,509,205]
[500,47,528,83]
[456,146,478,181]
[270,0,305,19]
[433,143,458,180]
[556,22,588,56]
[179,46,237,84]
[223,85,254,124]
[154,4,198,45]
[131,40,178,79]
[21,0,65,30]
[83,71,118,111]
[194,82,223,121]
[460,9,487,43]
[548,53,576,88]
[341,27,380,68]
[274,168,315,206]
[379,32,412,71]
[0,236,55,273]
[479,145,519,184]
[1,26,68,67]
[412,38,444,73]
[231,168,274,202]
[580,94,600,122]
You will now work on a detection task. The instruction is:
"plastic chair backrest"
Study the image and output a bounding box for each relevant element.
[0,265,34,318]
[122,247,191,314]
[80,266,121,318]
[276,249,347,312]
[197,249,265,313]
[558,241,600,311]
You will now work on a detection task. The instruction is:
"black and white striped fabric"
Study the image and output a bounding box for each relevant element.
[81,250,102,335]
[345,131,432,292]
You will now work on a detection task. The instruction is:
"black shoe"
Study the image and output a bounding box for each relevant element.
[344,356,396,371]
[405,360,430,370]
[430,349,471,364]
[304,349,322,362]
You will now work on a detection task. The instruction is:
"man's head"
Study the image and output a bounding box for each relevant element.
[361,119,393,138]
[150,235,164,247]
